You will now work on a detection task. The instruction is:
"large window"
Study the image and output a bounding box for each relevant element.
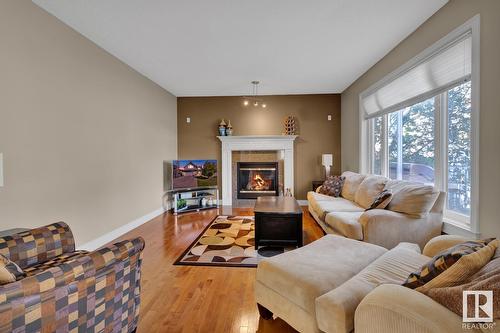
[360,16,479,233]
[369,82,471,218]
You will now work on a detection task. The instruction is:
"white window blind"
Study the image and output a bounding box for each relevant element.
[362,32,471,119]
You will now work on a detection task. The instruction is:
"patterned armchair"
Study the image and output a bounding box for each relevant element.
[0,222,145,333]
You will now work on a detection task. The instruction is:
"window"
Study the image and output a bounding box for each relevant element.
[371,115,383,175]
[447,81,472,216]
[386,98,436,184]
[360,15,479,234]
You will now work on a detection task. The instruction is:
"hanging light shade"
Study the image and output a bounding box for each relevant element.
[242,81,267,108]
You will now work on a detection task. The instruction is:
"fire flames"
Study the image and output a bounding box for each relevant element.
[247,172,271,191]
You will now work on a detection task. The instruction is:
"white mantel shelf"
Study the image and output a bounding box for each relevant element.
[217,135,298,141]
[217,135,298,205]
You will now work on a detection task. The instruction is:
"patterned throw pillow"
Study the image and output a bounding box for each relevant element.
[403,239,496,289]
[365,189,392,210]
[0,253,25,285]
[318,176,345,197]
[422,251,500,319]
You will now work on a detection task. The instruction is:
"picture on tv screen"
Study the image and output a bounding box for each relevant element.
[172,160,218,189]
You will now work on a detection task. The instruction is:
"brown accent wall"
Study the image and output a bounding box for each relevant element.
[341,0,500,238]
[178,94,341,200]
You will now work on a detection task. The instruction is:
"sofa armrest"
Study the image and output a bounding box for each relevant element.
[316,284,365,333]
[422,234,468,257]
[0,222,75,269]
[0,237,145,302]
[359,209,442,250]
[355,284,462,333]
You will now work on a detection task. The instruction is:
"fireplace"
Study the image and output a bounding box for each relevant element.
[237,162,279,199]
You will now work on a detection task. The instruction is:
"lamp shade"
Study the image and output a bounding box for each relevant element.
[322,154,333,167]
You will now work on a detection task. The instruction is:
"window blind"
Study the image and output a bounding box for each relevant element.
[362,32,472,119]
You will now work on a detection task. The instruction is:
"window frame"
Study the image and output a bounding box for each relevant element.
[359,15,480,237]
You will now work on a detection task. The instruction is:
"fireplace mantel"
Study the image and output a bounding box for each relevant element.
[217,135,297,205]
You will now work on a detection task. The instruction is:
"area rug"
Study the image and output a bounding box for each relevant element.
[174,215,293,267]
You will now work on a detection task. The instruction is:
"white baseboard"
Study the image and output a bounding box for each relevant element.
[297,200,308,206]
[79,208,165,251]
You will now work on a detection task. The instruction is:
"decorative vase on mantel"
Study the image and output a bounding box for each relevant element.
[226,120,233,136]
[218,119,227,136]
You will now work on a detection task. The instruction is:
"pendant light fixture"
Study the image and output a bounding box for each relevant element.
[242,81,267,108]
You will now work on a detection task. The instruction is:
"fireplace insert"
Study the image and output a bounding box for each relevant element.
[237,162,279,199]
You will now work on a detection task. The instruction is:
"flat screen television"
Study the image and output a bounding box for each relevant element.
[170,159,218,190]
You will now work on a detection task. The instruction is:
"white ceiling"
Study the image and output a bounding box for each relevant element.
[33,0,447,97]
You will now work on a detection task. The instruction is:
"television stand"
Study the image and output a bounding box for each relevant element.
[164,187,219,215]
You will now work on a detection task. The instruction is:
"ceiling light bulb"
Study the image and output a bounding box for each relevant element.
[253,101,259,107]
[243,100,249,106]
[262,104,267,108]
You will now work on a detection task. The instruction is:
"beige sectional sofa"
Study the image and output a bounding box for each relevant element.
[255,234,492,333]
[308,171,445,249]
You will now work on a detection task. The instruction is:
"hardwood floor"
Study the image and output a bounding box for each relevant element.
[112,206,324,333]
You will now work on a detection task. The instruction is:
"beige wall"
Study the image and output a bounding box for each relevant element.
[178,94,341,199]
[341,0,500,238]
[0,1,177,246]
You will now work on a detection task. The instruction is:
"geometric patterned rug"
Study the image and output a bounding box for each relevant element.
[174,215,294,267]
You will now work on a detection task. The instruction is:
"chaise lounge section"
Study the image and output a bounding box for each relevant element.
[255,235,387,333]
[255,234,497,333]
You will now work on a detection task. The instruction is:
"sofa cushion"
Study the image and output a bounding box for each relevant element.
[340,171,366,201]
[307,191,336,215]
[325,212,364,240]
[256,235,387,316]
[308,191,336,202]
[315,198,364,220]
[315,243,429,333]
[422,234,468,257]
[384,179,420,192]
[354,175,388,209]
[308,191,364,220]
[386,182,439,218]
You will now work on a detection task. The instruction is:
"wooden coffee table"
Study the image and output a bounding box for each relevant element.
[253,196,303,249]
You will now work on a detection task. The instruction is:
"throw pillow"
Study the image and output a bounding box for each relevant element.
[0,253,25,285]
[365,189,392,210]
[403,238,496,289]
[421,253,500,319]
[416,239,499,293]
[318,176,345,197]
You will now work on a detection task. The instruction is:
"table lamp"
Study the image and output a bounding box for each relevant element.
[322,154,333,179]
